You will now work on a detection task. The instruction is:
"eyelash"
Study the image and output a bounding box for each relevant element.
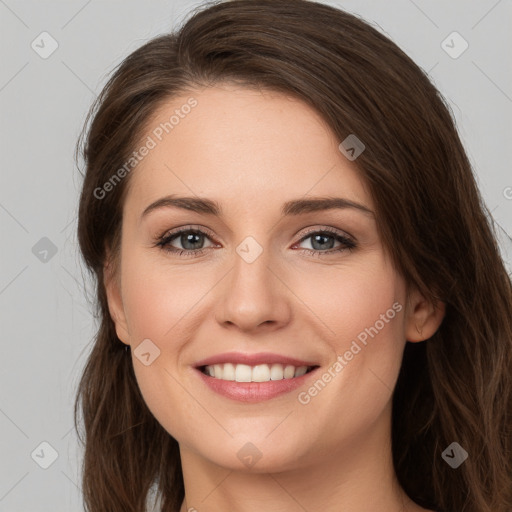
[154,225,357,258]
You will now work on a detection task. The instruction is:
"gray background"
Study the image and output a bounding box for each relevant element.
[0,0,510,510]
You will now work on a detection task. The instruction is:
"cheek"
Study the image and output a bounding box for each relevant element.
[120,249,218,342]
[131,360,206,447]
[289,255,405,350]
[118,250,223,440]
[291,258,407,423]
[119,253,204,439]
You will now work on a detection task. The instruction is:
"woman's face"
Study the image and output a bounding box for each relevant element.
[106,83,439,472]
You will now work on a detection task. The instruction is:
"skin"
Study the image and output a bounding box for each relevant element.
[105,84,445,512]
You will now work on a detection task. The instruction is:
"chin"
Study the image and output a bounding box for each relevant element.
[189,435,309,473]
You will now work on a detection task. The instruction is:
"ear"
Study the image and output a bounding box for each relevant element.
[404,287,445,342]
[104,250,130,345]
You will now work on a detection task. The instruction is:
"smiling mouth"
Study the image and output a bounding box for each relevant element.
[200,363,318,382]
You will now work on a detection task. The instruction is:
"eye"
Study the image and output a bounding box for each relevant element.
[155,226,217,257]
[293,227,357,256]
[154,225,357,258]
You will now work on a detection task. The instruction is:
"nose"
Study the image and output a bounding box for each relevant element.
[215,243,293,333]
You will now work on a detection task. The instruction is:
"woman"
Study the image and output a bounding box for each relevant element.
[73,1,512,511]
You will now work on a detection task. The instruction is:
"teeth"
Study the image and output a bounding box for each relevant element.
[235,364,252,382]
[283,365,295,379]
[252,364,270,382]
[203,363,312,382]
[222,363,236,381]
[270,364,284,380]
[294,366,308,377]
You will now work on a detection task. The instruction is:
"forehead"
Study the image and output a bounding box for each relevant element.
[124,84,372,219]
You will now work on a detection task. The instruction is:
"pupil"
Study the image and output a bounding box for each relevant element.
[182,232,203,250]
[312,234,334,250]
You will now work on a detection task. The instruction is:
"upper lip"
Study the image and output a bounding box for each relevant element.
[194,352,319,368]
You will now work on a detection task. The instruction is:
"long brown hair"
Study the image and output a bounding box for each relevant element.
[74,1,512,510]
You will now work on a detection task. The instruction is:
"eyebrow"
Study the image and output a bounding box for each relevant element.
[140,195,374,222]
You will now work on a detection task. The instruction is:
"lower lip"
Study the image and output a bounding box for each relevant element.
[195,367,319,402]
